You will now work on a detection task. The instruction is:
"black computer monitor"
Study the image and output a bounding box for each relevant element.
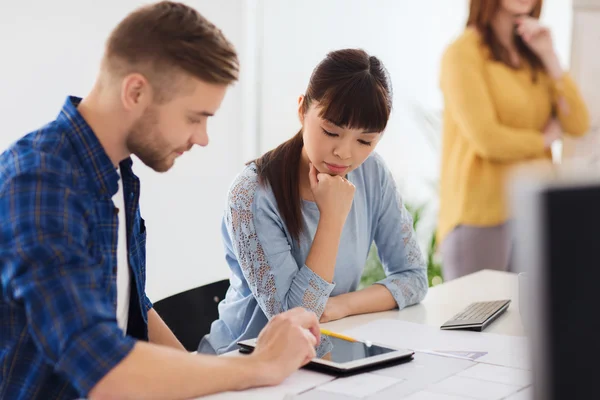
[512,173,600,400]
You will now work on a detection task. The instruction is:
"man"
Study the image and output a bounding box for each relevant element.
[0,2,319,399]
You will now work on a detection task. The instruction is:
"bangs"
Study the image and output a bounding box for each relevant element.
[316,73,391,132]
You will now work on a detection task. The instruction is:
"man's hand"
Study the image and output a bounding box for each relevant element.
[249,308,320,386]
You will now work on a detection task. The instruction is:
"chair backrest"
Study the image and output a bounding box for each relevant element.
[153,279,230,352]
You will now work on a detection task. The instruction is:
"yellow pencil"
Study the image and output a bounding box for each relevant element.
[320,328,357,342]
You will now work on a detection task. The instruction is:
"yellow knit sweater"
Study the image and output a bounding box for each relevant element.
[438,28,590,244]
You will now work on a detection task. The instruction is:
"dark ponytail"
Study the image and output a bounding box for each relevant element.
[252,131,304,241]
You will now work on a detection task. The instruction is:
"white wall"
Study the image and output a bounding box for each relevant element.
[0,0,251,302]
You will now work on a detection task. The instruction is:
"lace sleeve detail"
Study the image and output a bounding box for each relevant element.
[315,335,334,358]
[225,167,335,319]
[373,157,428,309]
[377,197,428,309]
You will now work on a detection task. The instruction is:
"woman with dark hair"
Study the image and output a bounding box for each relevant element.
[199,49,428,355]
[438,0,589,281]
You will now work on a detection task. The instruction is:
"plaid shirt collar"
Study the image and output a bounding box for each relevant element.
[57,96,121,197]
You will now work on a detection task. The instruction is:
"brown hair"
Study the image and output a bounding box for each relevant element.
[467,0,543,81]
[252,49,393,243]
[104,1,239,100]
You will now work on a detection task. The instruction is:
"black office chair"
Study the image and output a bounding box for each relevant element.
[153,279,230,352]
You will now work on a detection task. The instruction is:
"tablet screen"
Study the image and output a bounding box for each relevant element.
[316,334,396,363]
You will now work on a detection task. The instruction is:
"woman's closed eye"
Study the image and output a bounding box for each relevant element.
[323,128,373,146]
[322,128,338,137]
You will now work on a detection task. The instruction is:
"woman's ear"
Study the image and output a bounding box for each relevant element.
[297,95,305,125]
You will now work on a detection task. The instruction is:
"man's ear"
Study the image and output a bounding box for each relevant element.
[121,73,152,113]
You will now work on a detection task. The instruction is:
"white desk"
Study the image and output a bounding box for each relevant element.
[201,270,524,399]
[323,269,523,337]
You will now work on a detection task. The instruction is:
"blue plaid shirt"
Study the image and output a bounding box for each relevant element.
[0,97,153,399]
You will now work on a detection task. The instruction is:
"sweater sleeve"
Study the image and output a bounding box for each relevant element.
[550,73,590,137]
[441,42,547,162]
[371,155,429,309]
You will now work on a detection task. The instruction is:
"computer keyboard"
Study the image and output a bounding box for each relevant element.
[440,300,511,331]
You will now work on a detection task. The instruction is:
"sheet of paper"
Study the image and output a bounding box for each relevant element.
[362,353,473,399]
[295,355,530,400]
[290,389,360,400]
[420,350,488,361]
[457,363,532,387]
[198,368,335,400]
[428,375,522,400]
[503,386,533,400]
[373,352,474,386]
[316,373,402,398]
[344,320,531,370]
[403,391,475,400]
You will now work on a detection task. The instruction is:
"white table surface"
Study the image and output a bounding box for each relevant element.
[200,269,524,399]
[323,269,524,337]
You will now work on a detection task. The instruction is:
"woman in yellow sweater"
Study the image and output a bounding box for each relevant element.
[438,0,589,280]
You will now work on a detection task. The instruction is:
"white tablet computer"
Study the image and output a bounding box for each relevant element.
[237,332,414,376]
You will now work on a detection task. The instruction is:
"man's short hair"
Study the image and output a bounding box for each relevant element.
[104,1,239,101]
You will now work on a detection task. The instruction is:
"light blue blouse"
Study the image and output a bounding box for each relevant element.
[199,152,428,354]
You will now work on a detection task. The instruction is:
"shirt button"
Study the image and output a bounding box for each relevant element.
[114,207,119,215]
